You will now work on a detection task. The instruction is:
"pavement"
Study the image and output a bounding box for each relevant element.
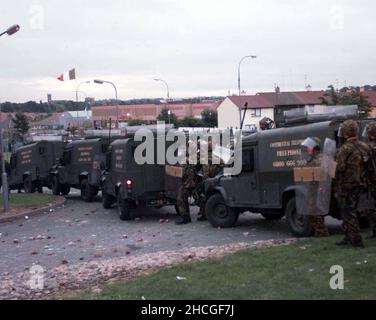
[0,189,343,277]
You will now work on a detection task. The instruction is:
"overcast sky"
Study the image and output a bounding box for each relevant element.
[1,0,375,103]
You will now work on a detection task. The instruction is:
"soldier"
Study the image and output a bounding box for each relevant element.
[197,138,225,221]
[175,140,201,225]
[363,121,376,239]
[335,120,371,248]
[301,137,330,237]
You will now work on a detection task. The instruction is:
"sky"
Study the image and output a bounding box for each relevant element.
[0,0,375,103]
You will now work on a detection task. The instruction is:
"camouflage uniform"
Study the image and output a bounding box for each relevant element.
[365,122,376,238]
[176,160,200,223]
[336,121,370,246]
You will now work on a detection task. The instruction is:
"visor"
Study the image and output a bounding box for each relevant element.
[301,137,319,150]
[362,125,369,139]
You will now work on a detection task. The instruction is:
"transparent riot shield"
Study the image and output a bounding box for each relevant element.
[294,137,336,216]
[316,138,337,215]
[294,164,321,216]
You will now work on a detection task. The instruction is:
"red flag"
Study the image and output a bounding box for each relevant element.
[57,74,64,81]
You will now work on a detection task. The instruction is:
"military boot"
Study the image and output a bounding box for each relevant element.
[336,237,351,246]
[352,240,365,249]
[175,216,192,225]
[366,230,376,239]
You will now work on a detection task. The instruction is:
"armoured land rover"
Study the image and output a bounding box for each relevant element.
[203,115,373,237]
[50,138,109,201]
[101,135,177,220]
[8,140,64,193]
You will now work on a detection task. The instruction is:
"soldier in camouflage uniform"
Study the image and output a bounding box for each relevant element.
[363,121,376,239]
[335,120,371,248]
[301,137,330,237]
[175,141,201,225]
[197,138,225,221]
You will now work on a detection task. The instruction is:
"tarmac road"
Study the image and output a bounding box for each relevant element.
[0,190,342,275]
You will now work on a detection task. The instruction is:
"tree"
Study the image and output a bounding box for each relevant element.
[178,117,204,127]
[320,85,372,118]
[128,119,149,126]
[12,112,30,143]
[201,109,218,127]
[157,108,178,126]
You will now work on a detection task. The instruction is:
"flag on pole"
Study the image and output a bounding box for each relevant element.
[57,68,76,81]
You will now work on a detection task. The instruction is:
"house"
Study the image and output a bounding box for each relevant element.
[217,91,326,129]
[59,110,92,128]
[91,102,221,128]
[363,91,376,117]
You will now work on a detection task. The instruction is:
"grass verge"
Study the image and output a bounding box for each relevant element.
[0,193,58,209]
[78,235,376,300]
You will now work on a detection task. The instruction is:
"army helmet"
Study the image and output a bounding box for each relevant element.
[362,121,376,139]
[338,120,359,138]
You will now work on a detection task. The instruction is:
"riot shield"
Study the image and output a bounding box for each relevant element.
[316,138,337,215]
[294,137,336,216]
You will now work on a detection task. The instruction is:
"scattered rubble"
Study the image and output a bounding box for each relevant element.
[0,239,295,300]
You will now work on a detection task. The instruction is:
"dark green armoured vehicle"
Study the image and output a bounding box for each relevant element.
[8,140,64,193]
[203,118,373,237]
[101,137,176,220]
[50,138,109,201]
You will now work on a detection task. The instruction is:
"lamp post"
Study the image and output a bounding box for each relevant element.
[75,81,90,131]
[1,24,20,212]
[154,78,170,124]
[94,79,119,128]
[237,54,256,126]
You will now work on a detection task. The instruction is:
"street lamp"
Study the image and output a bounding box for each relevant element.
[75,81,90,130]
[1,24,20,212]
[0,24,20,37]
[153,78,170,101]
[154,78,171,124]
[94,79,119,128]
[237,54,256,126]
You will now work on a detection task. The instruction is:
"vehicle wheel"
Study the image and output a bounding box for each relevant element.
[102,191,114,209]
[60,185,70,196]
[205,193,239,228]
[174,204,181,216]
[23,176,35,193]
[81,179,94,202]
[285,198,313,237]
[117,193,132,221]
[51,176,61,195]
[261,210,285,220]
[358,215,370,229]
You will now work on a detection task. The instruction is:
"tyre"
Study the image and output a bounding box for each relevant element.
[117,193,132,221]
[51,176,61,196]
[261,210,285,220]
[285,197,313,237]
[23,176,35,193]
[60,185,71,196]
[205,193,239,228]
[81,179,94,202]
[102,191,114,209]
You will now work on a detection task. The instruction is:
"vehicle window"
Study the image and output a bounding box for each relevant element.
[242,149,255,172]
[10,155,17,168]
[39,147,45,155]
[63,150,71,165]
[102,144,108,153]
[106,151,112,170]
